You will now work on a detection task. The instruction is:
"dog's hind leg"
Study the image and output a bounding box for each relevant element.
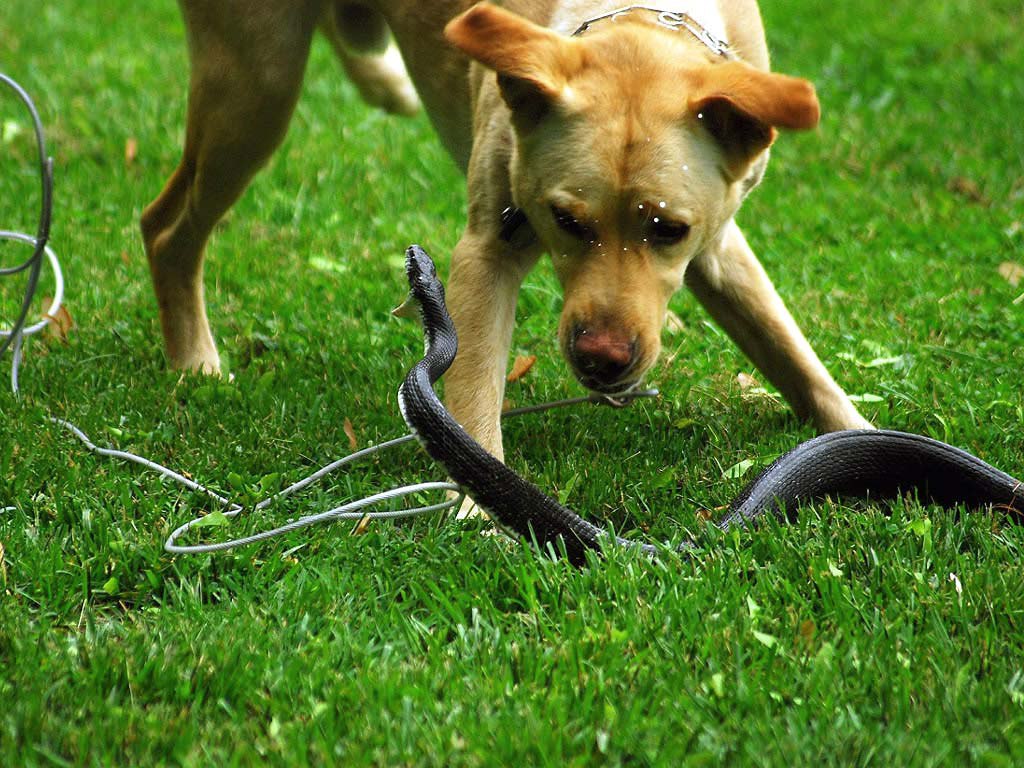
[141,2,320,373]
[320,2,420,116]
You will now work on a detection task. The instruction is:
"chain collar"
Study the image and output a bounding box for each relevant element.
[572,5,731,58]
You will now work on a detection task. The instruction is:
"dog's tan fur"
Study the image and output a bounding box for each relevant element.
[143,0,870,467]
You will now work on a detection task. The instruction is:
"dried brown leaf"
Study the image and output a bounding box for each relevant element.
[42,302,74,343]
[343,417,358,451]
[506,354,537,383]
[698,504,727,521]
[124,137,138,166]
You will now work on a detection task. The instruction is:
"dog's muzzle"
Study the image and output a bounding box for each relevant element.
[568,324,642,393]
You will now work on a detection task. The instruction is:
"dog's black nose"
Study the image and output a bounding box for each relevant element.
[570,325,638,390]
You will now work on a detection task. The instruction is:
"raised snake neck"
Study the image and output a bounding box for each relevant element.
[397,245,1024,566]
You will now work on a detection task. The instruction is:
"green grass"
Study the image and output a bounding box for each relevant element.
[2,0,1023,764]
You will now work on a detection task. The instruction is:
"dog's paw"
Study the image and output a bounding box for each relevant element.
[169,349,222,377]
[814,399,875,433]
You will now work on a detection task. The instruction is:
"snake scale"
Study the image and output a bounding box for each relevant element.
[397,245,1024,566]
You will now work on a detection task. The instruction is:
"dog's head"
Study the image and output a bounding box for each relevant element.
[446,3,819,394]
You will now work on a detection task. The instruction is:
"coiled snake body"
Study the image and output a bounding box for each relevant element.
[397,245,1024,566]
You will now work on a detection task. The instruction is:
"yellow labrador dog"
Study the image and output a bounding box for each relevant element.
[142,1,871,466]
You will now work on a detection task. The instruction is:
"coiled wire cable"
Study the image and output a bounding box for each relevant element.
[0,72,657,552]
[0,73,61,395]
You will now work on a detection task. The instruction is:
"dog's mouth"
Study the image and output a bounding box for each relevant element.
[574,370,645,397]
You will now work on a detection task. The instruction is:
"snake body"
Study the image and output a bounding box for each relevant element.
[397,245,1024,566]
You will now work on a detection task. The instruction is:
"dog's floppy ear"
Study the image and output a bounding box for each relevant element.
[445,2,578,129]
[688,61,820,179]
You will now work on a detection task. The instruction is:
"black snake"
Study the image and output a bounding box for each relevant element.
[397,245,1024,566]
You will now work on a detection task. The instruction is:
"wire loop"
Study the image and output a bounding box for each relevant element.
[1,72,659,552]
[0,72,61,394]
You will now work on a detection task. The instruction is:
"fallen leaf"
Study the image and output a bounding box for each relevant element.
[708,672,725,698]
[343,418,358,451]
[557,472,580,505]
[998,261,1024,287]
[192,510,230,529]
[696,507,717,521]
[752,629,778,648]
[42,302,74,343]
[747,595,761,618]
[723,458,755,480]
[948,572,963,595]
[309,255,349,275]
[848,393,885,403]
[124,136,138,166]
[837,351,909,368]
[506,354,537,382]
[2,119,23,143]
[948,175,989,205]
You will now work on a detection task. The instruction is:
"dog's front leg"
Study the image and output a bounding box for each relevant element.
[443,231,538,463]
[685,220,872,432]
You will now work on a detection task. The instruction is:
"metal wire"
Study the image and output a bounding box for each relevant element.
[0,73,59,394]
[0,71,659,553]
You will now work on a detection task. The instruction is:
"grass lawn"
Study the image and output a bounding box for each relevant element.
[2,0,1023,764]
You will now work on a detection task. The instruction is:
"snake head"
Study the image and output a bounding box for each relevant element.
[393,244,443,320]
[405,244,438,291]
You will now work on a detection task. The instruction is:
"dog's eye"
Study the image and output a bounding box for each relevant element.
[550,205,594,241]
[648,216,691,246]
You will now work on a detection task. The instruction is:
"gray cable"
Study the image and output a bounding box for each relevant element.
[44,388,655,553]
[1,72,659,551]
[0,73,59,394]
